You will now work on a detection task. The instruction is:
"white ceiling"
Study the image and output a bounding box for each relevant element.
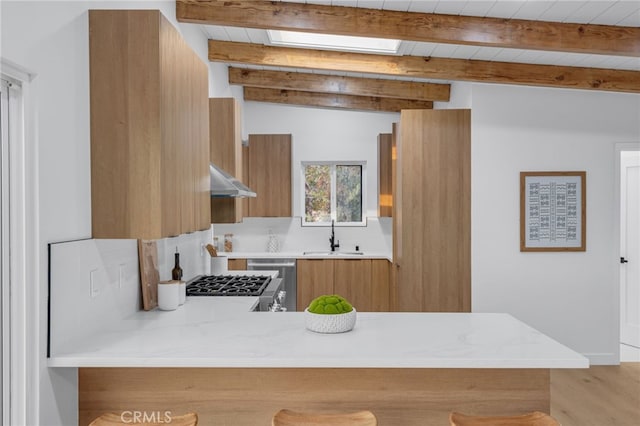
[199,0,640,83]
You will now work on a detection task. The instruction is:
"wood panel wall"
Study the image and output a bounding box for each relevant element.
[79,367,550,426]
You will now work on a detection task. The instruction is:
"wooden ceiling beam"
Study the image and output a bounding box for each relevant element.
[243,87,432,112]
[210,40,640,93]
[229,67,450,102]
[178,0,640,57]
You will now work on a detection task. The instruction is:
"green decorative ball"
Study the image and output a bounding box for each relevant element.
[308,294,353,314]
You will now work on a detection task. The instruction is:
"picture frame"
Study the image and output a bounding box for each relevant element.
[520,171,586,252]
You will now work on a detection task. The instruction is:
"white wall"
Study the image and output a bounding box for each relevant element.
[471,83,640,364]
[1,2,228,424]
[220,103,399,255]
[243,102,399,218]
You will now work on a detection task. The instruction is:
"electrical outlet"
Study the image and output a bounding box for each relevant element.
[90,269,99,298]
[118,264,125,289]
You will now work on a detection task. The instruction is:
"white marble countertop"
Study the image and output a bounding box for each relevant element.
[48,298,588,369]
[219,251,392,260]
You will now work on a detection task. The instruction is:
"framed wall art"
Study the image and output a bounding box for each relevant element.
[520,171,586,252]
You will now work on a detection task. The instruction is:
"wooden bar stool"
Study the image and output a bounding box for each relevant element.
[272,409,377,426]
[449,411,560,426]
[89,412,197,426]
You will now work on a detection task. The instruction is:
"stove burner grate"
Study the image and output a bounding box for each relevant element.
[186,275,271,296]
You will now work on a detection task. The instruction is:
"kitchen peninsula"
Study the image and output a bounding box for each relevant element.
[50,297,587,425]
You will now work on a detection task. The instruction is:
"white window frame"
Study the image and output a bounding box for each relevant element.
[301,161,366,227]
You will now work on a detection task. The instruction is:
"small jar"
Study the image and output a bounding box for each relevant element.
[157,280,180,311]
[224,233,234,252]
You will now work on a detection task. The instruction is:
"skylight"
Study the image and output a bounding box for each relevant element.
[267,30,401,54]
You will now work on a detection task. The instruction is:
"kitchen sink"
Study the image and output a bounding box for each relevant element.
[303,251,364,256]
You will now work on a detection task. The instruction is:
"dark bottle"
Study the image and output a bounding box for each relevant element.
[172,248,183,281]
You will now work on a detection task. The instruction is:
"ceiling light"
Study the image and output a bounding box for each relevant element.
[267,30,400,54]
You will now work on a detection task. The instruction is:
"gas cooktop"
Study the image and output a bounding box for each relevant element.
[186,275,272,296]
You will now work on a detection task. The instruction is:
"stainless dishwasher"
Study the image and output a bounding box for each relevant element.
[247,258,297,312]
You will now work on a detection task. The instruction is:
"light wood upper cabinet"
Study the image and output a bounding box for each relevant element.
[246,134,292,217]
[378,133,393,217]
[89,10,210,239]
[394,109,471,313]
[297,259,390,312]
[210,98,243,223]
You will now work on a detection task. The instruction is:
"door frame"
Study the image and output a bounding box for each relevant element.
[614,142,640,363]
[0,58,39,426]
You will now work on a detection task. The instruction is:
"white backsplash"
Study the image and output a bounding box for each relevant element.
[157,230,214,280]
[212,217,392,254]
[48,230,212,356]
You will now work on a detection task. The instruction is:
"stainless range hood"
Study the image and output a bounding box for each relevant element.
[209,163,256,198]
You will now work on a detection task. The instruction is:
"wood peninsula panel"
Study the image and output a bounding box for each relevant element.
[397,110,470,312]
[334,259,372,312]
[247,134,292,217]
[297,259,334,311]
[378,133,392,217]
[210,40,640,94]
[179,0,640,57]
[79,367,550,426]
[230,67,450,102]
[243,87,433,112]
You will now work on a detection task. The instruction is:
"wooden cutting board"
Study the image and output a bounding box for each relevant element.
[138,239,159,310]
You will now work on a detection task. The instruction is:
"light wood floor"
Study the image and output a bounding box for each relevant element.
[551,363,640,426]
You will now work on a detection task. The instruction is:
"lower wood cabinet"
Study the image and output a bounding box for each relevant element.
[228,259,247,270]
[297,259,334,311]
[297,259,389,312]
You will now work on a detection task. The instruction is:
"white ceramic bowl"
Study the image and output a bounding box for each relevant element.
[304,308,357,333]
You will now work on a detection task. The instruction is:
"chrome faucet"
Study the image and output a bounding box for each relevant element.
[329,220,340,252]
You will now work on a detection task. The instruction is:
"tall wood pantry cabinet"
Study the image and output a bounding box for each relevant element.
[89,10,210,239]
[393,109,471,312]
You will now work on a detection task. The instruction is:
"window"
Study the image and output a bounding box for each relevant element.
[303,162,365,226]
[267,30,400,54]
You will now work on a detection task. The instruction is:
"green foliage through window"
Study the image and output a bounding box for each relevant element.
[305,165,331,222]
[304,163,363,224]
